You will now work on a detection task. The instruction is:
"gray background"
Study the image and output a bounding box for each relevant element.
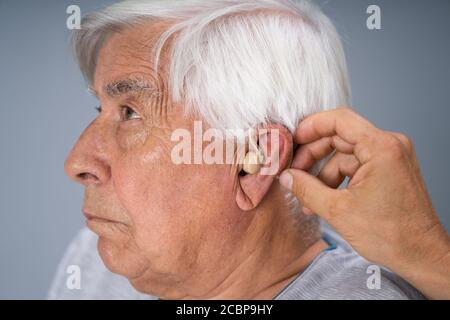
[0,0,449,299]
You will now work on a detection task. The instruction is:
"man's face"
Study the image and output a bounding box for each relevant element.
[64,23,253,293]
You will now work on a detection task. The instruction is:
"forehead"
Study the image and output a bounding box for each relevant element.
[93,21,173,94]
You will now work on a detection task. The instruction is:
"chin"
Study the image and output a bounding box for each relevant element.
[97,237,180,297]
[97,236,150,279]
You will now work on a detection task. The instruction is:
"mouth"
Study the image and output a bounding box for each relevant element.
[82,209,120,224]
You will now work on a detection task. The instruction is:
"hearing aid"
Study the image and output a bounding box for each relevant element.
[242,150,265,174]
[240,126,294,175]
[241,132,265,175]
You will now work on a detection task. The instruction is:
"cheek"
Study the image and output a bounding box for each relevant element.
[114,138,170,220]
[113,133,193,234]
[114,136,239,242]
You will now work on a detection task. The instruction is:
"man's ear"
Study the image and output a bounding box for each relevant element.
[236,125,293,211]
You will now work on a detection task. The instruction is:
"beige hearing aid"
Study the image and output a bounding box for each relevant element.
[242,150,264,174]
[241,127,296,176]
[241,133,265,175]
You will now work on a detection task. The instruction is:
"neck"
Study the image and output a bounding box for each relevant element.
[180,205,327,300]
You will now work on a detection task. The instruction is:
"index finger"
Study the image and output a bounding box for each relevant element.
[295,107,377,145]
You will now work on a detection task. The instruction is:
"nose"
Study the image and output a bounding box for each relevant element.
[64,120,111,187]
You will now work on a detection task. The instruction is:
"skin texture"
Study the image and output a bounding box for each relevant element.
[64,22,328,300]
[280,107,450,300]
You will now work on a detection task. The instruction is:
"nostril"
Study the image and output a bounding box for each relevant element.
[77,172,99,184]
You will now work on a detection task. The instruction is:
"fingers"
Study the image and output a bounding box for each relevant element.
[291,135,354,172]
[280,169,341,221]
[295,108,379,164]
[295,107,376,144]
[287,107,417,222]
[386,131,415,156]
[291,137,334,171]
[291,123,413,178]
[318,152,360,189]
[298,152,360,216]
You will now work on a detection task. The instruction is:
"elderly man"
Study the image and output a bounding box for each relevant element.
[50,0,424,299]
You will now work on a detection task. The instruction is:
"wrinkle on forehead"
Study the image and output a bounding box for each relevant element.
[94,21,174,98]
[92,20,183,129]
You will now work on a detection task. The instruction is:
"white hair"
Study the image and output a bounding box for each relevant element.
[73,0,351,135]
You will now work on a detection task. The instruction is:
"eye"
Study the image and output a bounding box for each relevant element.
[121,105,141,121]
[95,106,102,113]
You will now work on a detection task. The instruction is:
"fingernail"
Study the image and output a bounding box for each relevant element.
[279,171,293,190]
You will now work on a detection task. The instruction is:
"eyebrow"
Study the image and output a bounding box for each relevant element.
[88,78,161,99]
[106,78,162,98]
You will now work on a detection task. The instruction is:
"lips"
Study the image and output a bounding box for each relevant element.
[82,209,119,224]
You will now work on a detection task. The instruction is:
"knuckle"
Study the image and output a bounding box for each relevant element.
[396,132,414,152]
[338,107,354,118]
[347,155,360,173]
[383,134,405,160]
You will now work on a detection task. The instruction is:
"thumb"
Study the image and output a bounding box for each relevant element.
[279,169,337,220]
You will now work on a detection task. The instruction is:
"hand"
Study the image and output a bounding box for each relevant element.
[279,107,450,299]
